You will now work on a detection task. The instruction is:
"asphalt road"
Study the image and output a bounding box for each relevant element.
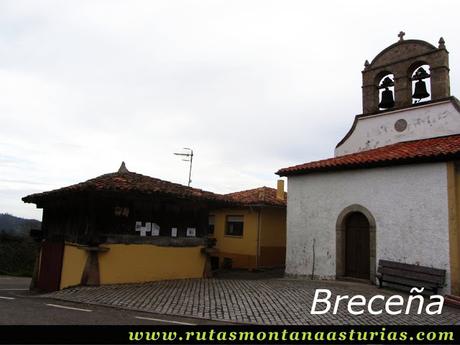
[0,276,226,325]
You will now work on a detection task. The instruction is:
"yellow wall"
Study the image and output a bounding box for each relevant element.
[449,162,460,295]
[210,208,259,269]
[211,207,286,269]
[60,244,87,289]
[260,208,286,247]
[98,244,206,285]
[259,208,286,267]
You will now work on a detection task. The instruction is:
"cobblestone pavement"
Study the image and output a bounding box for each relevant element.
[47,279,460,325]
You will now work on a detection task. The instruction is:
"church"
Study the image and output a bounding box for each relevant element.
[277,33,460,295]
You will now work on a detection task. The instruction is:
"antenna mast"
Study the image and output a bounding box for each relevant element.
[174,148,194,187]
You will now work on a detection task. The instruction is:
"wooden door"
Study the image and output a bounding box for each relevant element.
[345,212,370,280]
[37,240,65,292]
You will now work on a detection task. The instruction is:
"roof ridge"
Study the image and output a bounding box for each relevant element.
[225,186,276,196]
[23,168,224,204]
[109,170,218,194]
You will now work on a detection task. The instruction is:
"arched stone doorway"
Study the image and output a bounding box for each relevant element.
[336,205,376,283]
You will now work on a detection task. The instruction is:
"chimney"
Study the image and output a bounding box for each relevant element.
[276,179,285,200]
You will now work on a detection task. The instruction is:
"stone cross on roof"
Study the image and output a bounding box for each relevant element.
[398,31,405,41]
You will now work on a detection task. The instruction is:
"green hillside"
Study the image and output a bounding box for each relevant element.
[0,213,41,277]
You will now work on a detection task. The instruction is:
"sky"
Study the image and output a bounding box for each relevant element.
[1,0,459,219]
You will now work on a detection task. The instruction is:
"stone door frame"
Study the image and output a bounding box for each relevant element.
[336,204,376,283]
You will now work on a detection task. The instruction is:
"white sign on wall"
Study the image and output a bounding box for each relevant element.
[186,227,196,237]
[135,222,197,237]
[151,223,160,236]
[135,222,160,237]
[135,221,150,236]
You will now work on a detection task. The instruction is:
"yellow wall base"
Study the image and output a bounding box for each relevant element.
[98,244,206,285]
[59,243,206,289]
[259,246,286,268]
[216,252,257,270]
[60,244,87,290]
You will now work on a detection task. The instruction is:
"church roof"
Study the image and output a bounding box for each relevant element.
[225,187,286,207]
[277,134,460,176]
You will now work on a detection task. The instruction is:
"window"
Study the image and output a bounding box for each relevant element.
[225,215,244,236]
[208,215,215,235]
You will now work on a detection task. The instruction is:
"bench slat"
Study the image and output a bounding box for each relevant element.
[379,260,446,277]
[378,274,439,288]
[378,267,445,284]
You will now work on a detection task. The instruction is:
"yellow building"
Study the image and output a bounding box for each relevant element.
[23,162,287,291]
[209,181,287,270]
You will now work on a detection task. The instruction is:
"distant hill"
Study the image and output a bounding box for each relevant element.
[0,213,41,277]
[0,213,41,237]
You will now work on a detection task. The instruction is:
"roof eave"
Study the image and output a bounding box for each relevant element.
[277,154,460,177]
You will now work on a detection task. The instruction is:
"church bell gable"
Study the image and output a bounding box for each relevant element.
[362,32,450,114]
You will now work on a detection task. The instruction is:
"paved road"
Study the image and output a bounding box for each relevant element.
[49,278,460,325]
[0,276,226,325]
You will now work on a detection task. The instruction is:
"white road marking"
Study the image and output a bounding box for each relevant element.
[134,316,195,325]
[45,303,92,312]
[0,296,15,300]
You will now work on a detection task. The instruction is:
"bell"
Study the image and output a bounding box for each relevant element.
[412,80,430,100]
[379,88,395,109]
[413,67,430,80]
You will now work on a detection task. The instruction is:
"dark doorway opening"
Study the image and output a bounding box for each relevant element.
[210,256,219,271]
[345,212,370,280]
[36,240,64,292]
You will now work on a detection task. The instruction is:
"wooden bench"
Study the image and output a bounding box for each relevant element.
[376,260,446,294]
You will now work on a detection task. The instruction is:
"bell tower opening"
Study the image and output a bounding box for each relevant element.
[411,64,432,104]
[378,74,395,110]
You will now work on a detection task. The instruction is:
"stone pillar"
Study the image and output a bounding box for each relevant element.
[362,83,378,114]
[430,65,450,100]
[394,74,412,108]
[80,246,109,286]
[430,46,450,101]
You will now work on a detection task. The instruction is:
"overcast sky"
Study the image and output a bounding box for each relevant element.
[1,0,459,219]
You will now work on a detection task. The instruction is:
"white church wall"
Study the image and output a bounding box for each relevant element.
[286,162,451,293]
[335,100,460,156]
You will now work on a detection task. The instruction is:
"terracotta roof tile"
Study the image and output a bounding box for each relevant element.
[22,171,227,204]
[225,187,286,207]
[277,134,460,176]
[22,168,286,208]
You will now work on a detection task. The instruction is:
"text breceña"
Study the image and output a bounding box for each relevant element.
[310,288,443,315]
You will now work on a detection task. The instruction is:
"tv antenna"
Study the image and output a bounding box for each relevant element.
[174,148,194,187]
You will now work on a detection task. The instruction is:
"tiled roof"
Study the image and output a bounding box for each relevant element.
[225,187,286,207]
[23,170,227,204]
[277,134,460,176]
[22,163,286,208]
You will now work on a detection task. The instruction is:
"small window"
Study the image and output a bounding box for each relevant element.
[208,215,215,235]
[225,215,244,236]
